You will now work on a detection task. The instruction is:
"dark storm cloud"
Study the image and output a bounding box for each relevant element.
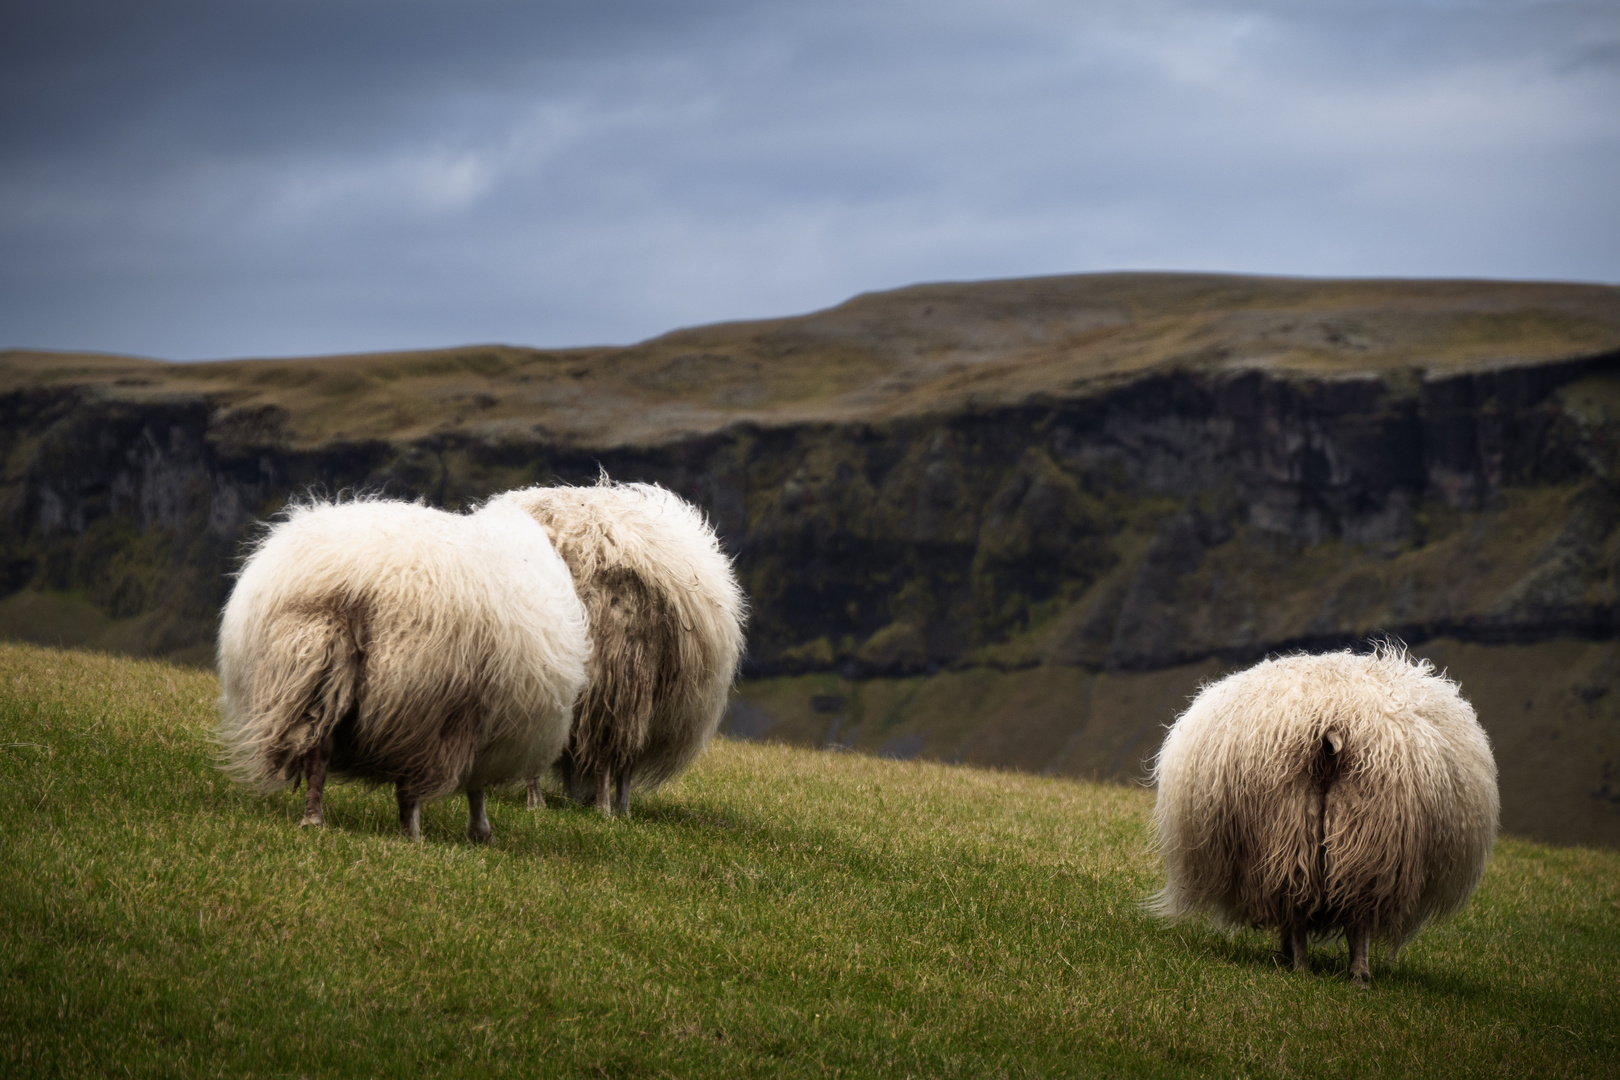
[2,1,1617,359]
[1,1,754,160]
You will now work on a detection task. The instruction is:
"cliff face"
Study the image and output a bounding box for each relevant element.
[2,273,1618,844]
[0,391,400,661]
[724,356,1617,676]
[8,352,1612,672]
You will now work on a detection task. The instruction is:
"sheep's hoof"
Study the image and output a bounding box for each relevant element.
[299,812,323,828]
[468,825,493,844]
[1350,970,1371,989]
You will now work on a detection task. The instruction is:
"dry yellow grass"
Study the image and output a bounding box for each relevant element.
[5,272,1617,449]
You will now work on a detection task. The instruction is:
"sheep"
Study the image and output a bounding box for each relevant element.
[1149,645,1498,985]
[489,478,747,816]
[216,496,590,842]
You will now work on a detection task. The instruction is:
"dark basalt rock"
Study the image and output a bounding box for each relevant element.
[0,352,1616,673]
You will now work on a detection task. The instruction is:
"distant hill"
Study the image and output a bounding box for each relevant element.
[7,273,1619,446]
[3,272,1617,846]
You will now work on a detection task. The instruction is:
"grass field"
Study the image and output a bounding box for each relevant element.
[2,642,1617,1078]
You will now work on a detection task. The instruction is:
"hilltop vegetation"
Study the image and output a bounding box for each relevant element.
[4,274,1619,447]
[2,643,1618,1078]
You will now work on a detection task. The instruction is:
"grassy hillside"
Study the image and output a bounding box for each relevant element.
[3,644,1617,1078]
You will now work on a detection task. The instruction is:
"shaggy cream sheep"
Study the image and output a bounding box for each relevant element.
[490,478,746,816]
[216,497,589,842]
[1150,646,1498,985]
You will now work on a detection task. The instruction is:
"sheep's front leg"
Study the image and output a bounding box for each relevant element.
[557,758,579,803]
[526,778,545,810]
[1275,928,1293,969]
[1292,924,1311,973]
[613,767,633,818]
[1347,923,1371,987]
[594,767,612,816]
[1278,923,1310,974]
[397,785,422,842]
[299,738,332,828]
[466,787,493,843]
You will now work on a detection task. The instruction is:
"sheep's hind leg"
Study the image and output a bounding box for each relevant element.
[1347,923,1371,987]
[466,787,493,843]
[526,778,545,809]
[594,767,612,816]
[299,738,333,828]
[397,785,422,842]
[613,766,634,818]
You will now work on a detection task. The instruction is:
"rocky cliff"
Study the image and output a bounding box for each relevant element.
[4,273,1618,844]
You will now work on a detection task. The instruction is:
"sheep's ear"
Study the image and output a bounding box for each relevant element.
[1324,730,1344,756]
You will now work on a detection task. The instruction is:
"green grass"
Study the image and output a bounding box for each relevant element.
[2,643,1617,1078]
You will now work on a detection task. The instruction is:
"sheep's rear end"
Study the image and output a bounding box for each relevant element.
[1151,647,1498,985]
[216,498,589,842]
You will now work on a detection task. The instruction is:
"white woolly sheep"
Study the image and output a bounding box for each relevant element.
[216,497,590,842]
[1150,646,1498,985]
[490,478,747,816]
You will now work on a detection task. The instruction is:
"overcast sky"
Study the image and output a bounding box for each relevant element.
[2,0,1617,361]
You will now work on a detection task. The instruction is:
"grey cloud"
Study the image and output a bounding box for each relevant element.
[1,1,758,156]
[1,1,1617,359]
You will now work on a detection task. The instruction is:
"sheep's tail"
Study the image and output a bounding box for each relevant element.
[220,606,364,791]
